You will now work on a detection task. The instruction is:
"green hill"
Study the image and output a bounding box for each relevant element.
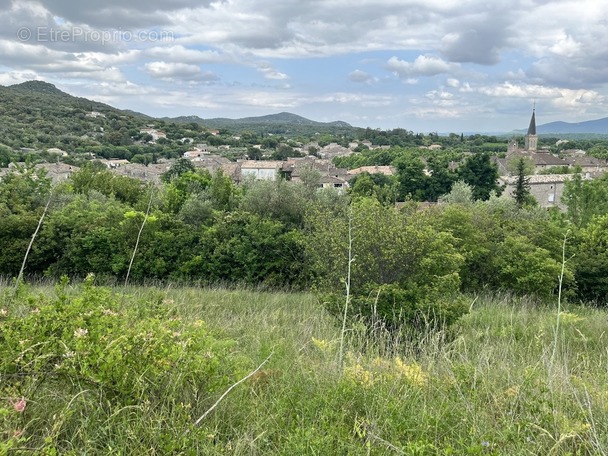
[163,111,354,136]
[0,81,153,152]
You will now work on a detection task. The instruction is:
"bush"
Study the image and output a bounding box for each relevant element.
[0,277,246,451]
[308,198,466,332]
[323,282,468,333]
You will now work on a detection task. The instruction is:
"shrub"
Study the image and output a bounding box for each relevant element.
[308,198,466,332]
[0,277,246,451]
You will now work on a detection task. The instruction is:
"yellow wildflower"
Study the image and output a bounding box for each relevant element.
[394,357,428,387]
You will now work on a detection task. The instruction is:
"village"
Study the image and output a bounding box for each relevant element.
[4,109,608,210]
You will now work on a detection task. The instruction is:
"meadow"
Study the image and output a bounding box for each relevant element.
[1,280,607,455]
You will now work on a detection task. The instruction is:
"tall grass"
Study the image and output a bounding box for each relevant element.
[2,284,608,454]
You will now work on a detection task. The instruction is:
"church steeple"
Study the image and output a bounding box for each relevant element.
[524,106,538,151]
[527,108,536,135]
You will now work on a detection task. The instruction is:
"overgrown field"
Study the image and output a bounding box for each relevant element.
[2,281,608,455]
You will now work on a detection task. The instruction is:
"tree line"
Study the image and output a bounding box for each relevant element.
[1,159,607,329]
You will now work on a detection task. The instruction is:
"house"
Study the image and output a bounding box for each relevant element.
[183,149,208,159]
[86,111,106,118]
[240,160,283,181]
[220,163,243,182]
[34,163,78,183]
[347,166,396,177]
[318,175,349,193]
[281,156,348,183]
[100,159,130,168]
[499,174,579,209]
[113,163,171,184]
[190,155,231,173]
[318,143,353,159]
[563,155,608,173]
[139,128,167,142]
[46,148,68,157]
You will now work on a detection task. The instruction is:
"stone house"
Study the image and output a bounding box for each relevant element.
[240,160,283,181]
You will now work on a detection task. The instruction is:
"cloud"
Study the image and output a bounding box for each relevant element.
[145,45,227,64]
[348,69,376,84]
[0,69,41,85]
[34,0,213,28]
[2,0,608,131]
[144,61,219,82]
[386,55,454,79]
[256,61,288,80]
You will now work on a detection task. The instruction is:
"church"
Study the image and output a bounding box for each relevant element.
[499,108,568,174]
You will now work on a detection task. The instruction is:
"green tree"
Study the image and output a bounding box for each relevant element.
[562,173,608,228]
[457,153,502,200]
[513,157,534,209]
[306,198,466,328]
[572,214,608,304]
[349,172,397,205]
[393,156,429,201]
[161,158,196,183]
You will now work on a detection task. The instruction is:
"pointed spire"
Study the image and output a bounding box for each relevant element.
[527,108,536,135]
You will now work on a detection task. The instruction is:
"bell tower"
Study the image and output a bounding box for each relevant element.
[524,106,538,152]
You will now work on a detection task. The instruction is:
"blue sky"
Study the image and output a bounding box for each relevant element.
[1,0,608,133]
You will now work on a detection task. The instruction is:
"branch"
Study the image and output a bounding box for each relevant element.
[192,353,273,428]
[14,189,53,295]
[123,188,154,291]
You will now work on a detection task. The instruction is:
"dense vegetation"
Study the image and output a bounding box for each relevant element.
[2,282,608,454]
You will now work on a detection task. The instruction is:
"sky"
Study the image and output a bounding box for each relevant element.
[1,0,608,133]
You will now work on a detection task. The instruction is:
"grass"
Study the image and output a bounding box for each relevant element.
[2,283,608,454]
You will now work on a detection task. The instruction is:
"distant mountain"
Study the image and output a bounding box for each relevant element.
[164,111,352,131]
[537,117,608,135]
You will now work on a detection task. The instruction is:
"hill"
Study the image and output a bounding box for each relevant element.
[164,111,354,135]
[0,81,157,153]
[537,117,608,135]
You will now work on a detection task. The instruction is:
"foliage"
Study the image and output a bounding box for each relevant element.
[307,198,466,330]
[513,157,535,209]
[0,165,52,215]
[428,197,572,298]
[348,172,398,205]
[70,163,147,205]
[239,178,311,228]
[438,180,474,205]
[572,214,608,304]
[457,153,503,200]
[4,284,608,454]
[0,279,244,452]
[562,173,608,228]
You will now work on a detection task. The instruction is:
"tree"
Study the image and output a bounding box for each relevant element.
[513,157,533,209]
[457,153,502,200]
[573,214,608,304]
[562,173,608,228]
[305,198,466,330]
[393,156,429,201]
[506,156,534,176]
[349,172,398,205]
[161,158,196,183]
[438,180,474,205]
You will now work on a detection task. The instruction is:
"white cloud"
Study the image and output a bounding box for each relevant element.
[256,61,288,80]
[386,55,455,79]
[144,61,218,82]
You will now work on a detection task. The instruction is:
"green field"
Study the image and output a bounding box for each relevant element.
[2,282,608,455]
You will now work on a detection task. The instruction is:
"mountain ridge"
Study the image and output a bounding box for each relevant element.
[162,111,352,129]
